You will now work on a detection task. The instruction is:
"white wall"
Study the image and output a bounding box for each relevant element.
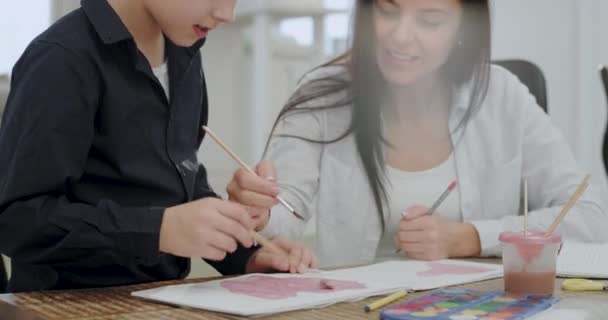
[493,0,577,146]
[590,0,608,186]
[52,0,79,19]
[0,2,52,74]
[492,0,608,191]
[200,19,326,195]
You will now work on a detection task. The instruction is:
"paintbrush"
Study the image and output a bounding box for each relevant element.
[202,126,305,221]
[396,181,458,254]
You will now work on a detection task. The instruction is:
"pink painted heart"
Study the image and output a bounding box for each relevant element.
[220,275,366,300]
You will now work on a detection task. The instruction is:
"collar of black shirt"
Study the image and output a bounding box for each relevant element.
[80,0,206,57]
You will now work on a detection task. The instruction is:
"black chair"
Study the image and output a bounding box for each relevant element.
[0,256,6,293]
[494,59,548,113]
[600,66,608,174]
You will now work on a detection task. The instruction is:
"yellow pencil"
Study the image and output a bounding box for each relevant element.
[364,290,409,312]
[562,278,607,292]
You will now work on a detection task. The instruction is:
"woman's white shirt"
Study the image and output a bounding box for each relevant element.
[261,65,608,268]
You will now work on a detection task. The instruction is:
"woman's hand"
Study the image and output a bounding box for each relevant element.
[395,206,482,260]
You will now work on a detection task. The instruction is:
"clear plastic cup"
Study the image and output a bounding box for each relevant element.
[499,231,562,295]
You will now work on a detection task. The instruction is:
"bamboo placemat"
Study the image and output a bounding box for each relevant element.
[3,273,607,319]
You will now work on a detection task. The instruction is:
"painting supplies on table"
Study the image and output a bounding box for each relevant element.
[498,175,590,295]
[499,231,561,295]
[132,260,503,317]
[380,289,559,320]
[544,175,590,236]
[365,290,412,312]
[561,279,608,292]
[523,179,529,236]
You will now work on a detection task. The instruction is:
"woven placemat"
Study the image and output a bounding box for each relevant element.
[5,276,607,320]
[0,278,501,320]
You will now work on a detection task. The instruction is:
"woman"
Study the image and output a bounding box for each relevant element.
[227,0,608,268]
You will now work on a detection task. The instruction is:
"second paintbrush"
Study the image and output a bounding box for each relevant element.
[396,181,458,254]
[202,126,305,221]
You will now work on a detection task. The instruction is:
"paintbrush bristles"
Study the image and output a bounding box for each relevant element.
[524,179,528,236]
[545,175,591,236]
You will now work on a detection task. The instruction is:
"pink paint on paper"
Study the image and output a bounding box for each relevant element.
[220,275,366,300]
[417,262,494,277]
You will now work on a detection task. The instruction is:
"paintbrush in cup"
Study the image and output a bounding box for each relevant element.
[545,175,590,236]
[524,179,529,236]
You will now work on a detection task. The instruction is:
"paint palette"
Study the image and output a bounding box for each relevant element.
[380,289,558,320]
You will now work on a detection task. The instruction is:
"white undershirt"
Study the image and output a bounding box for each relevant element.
[152,62,170,101]
[375,154,462,261]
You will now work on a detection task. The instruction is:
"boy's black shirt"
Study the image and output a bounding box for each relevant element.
[0,0,255,292]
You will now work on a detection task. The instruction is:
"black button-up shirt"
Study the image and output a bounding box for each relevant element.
[0,0,255,293]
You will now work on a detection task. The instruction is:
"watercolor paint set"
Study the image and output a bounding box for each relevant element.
[380,289,558,320]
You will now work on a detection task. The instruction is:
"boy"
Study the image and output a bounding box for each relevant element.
[0,0,315,293]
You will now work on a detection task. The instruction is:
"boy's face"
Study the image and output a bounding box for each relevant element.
[145,0,236,46]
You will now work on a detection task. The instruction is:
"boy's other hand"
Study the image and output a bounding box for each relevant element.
[246,237,319,274]
[159,198,254,260]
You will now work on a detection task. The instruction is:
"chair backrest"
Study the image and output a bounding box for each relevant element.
[0,256,7,293]
[494,59,548,113]
[601,66,608,103]
[600,66,608,174]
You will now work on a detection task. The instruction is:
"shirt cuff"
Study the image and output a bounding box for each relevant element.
[206,245,262,275]
[123,207,165,265]
[469,220,505,257]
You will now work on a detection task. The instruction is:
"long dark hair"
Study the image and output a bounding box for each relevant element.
[265,0,491,228]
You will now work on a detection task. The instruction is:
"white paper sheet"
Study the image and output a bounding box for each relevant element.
[132,259,503,317]
[529,308,589,320]
[557,242,608,278]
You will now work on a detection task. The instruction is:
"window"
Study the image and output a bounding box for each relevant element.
[277,0,353,55]
[324,13,351,55]
[324,0,352,55]
[0,2,52,74]
[324,0,353,10]
[279,17,314,47]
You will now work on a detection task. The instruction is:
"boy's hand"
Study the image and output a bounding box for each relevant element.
[159,198,255,260]
[227,160,278,231]
[246,237,319,274]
